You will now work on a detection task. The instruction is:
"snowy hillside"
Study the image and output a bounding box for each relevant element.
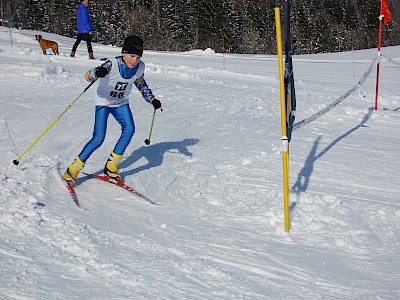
[0,28,399,299]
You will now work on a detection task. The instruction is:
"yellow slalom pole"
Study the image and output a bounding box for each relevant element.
[275,7,290,232]
[13,79,97,166]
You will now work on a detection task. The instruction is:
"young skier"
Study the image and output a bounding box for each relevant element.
[63,35,162,184]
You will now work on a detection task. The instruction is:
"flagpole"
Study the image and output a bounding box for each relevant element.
[375,0,384,110]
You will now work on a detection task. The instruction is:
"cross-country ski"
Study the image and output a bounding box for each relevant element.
[84,172,159,205]
[60,175,81,207]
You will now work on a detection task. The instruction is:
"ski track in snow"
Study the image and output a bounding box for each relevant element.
[0,28,400,299]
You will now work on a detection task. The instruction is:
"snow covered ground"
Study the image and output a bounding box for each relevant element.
[0,27,399,299]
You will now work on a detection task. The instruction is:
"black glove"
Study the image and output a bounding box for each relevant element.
[95,67,108,78]
[151,98,162,110]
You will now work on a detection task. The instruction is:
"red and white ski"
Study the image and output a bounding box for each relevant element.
[60,175,81,207]
[84,173,159,205]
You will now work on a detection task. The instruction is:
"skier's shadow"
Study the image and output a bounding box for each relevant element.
[120,138,199,177]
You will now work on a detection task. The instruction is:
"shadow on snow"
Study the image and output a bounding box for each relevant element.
[291,107,374,195]
[120,138,199,178]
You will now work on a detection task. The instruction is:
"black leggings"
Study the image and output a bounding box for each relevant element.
[72,33,93,53]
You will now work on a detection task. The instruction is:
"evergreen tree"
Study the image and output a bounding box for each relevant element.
[5,0,400,54]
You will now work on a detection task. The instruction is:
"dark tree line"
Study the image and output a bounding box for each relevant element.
[5,0,400,54]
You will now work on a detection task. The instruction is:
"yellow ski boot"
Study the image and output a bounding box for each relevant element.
[104,152,123,181]
[63,156,85,184]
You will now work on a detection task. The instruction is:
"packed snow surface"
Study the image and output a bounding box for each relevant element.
[0,28,399,299]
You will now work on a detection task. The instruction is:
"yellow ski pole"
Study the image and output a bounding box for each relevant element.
[144,108,157,145]
[13,80,97,165]
[144,106,163,145]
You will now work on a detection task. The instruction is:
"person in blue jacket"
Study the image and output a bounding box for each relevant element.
[70,0,94,59]
[64,35,162,184]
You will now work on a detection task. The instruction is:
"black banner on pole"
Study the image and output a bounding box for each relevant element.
[284,0,296,142]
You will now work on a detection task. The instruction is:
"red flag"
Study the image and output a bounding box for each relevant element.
[382,0,392,26]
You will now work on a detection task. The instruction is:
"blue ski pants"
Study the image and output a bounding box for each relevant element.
[79,104,135,162]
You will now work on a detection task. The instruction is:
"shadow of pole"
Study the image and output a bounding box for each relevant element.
[291,107,373,195]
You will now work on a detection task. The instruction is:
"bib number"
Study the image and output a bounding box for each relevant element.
[110,82,128,98]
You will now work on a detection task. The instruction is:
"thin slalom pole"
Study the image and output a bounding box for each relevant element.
[13,80,97,165]
[275,6,290,233]
[375,0,384,110]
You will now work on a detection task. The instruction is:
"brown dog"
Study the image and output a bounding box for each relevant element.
[35,34,59,55]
